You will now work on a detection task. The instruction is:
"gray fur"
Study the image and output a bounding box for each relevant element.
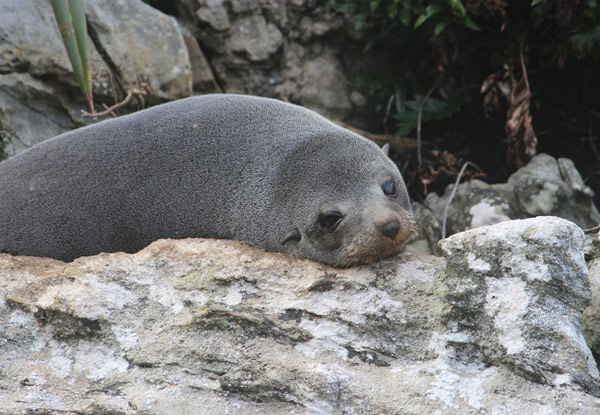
[0,94,413,266]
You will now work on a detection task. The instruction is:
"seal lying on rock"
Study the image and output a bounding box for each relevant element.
[0,94,415,267]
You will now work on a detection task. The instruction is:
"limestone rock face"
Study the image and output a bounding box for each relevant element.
[84,0,192,101]
[584,229,600,358]
[439,216,597,392]
[182,0,358,120]
[0,0,372,159]
[410,153,600,255]
[0,0,193,157]
[1,217,599,413]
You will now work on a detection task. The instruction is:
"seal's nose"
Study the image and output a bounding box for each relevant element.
[379,220,400,240]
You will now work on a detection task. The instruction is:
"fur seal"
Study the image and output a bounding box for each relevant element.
[0,94,414,267]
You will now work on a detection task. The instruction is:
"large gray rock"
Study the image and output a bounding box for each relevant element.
[227,15,283,62]
[584,229,600,358]
[0,0,105,84]
[584,256,600,357]
[1,217,599,413]
[185,0,360,120]
[85,0,192,101]
[1,0,371,158]
[440,216,597,392]
[0,73,79,155]
[0,0,193,157]
[410,153,600,255]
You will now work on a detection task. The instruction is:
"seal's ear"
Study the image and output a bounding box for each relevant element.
[282,229,301,245]
[381,143,390,157]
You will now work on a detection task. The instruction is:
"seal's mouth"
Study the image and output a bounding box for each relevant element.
[330,215,418,268]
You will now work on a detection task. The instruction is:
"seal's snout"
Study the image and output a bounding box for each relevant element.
[379,219,400,240]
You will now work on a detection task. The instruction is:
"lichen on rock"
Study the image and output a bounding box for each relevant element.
[1,217,599,413]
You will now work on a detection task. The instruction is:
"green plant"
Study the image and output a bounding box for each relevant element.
[50,0,94,112]
[336,0,600,168]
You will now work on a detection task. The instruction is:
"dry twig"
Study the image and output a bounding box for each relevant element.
[82,83,149,119]
[441,161,483,239]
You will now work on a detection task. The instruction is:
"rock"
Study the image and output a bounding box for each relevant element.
[1,217,599,413]
[196,0,230,31]
[0,0,193,157]
[230,0,260,13]
[0,0,107,156]
[182,33,221,92]
[85,0,192,101]
[0,0,104,84]
[507,154,600,227]
[0,73,80,156]
[299,53,352,119]
[439,216,598,393]
[184,0,356,119]
[584,228,600,358]
[228,15,284,62]
[584,256,600,358]
[409,154,600,255]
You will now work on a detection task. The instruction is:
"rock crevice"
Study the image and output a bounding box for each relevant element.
[1,218,599,413]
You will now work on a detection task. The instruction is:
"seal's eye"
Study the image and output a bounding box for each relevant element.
[382,179,397,197]
[318,211,344,232]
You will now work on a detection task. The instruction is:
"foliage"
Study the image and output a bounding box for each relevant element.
[50,0,94,112]
[336,0,600,167]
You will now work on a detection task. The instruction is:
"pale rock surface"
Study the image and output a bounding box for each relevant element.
[1,217,599,414]
[410,153,600,255]
[228,15,284,62]
[440,216,598,393]
[584,229,600,357]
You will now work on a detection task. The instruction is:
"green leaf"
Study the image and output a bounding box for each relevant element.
[51,0,94,112]
[464,16,481,31]
[370,0,381,13]
[448,0,466,16]
[426,3,443,15]
[400,7,411,25]
[531,0,546,5]
[356,15,366,31]
[388,2,398,18]
[393,111,419,137]
[414,14,429,28]
[51,0,84,88]
[68,0,93,112]
[434,20,449,36]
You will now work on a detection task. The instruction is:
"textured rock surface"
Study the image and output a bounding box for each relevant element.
[440,216,598,392]
[1,0,374,158]
[85,0,192,101]
[584,229,600,358]
[179,0,360,119]
[1,217,599,413]
[0,0,192,157]
[0,73,80,155]
[410,153,600,255]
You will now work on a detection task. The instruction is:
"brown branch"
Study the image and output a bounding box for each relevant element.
[82,91,134,118]
[81,84,149,119]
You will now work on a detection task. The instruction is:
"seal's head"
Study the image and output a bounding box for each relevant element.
[276,132,416,268]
